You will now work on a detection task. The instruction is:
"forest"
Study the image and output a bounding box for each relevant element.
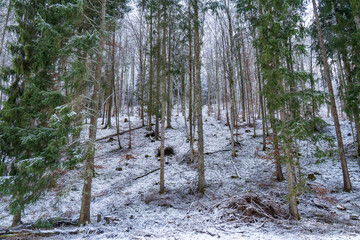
[0,0,359,239]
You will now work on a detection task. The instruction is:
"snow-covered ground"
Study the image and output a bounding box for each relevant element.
[1,106,359,239]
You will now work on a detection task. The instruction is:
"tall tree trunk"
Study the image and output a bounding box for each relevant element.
[176,80,180,116]
[101,87,106,125]
[147,5,154,131]
[207,49,213,117]
[139,5,145,127]
[193,0,205,193]
[239,29,246,122]
[160,3,167,194]
[280,108,300,220]
[225,2,237,157]
[215,46,221,120]
[336,52,346,119]
[270,114,285,182]
[181,69,190,140]
[12,211,21,227]
[255,47,266,151]
[155,10,161,140]
[105,30,116,129]
[223,57,230,129]
[338,49,360,159]
[128,100,132,149]
[245,54,255,135]
[119,64,125,115]
[113,65,122,149]
[79,0,107,225]
[319,66,330,118]
[207,70,212,117]
[312,0,352,191]
[188,2,194,163]
[166,14,172,129]
[131,54,135,116]
[0,0,11,59]
[235,40,243,127]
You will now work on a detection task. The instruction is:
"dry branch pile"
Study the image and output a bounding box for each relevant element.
[217,194,287,223]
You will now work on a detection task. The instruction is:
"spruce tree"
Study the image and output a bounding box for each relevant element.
[236,0,332,219]
[312,0,360,160]
[312,0,352,191]
[0,0,84,226]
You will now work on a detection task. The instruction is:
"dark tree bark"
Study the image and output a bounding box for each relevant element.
[312,0,352,191]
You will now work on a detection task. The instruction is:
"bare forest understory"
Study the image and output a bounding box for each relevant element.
[0,107,359,240]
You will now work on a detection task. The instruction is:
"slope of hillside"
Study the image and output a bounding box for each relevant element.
[1,108,359,239]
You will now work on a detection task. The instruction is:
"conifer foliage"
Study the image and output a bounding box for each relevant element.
[0,0,84,226]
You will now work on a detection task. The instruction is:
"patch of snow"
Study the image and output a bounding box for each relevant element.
[1,106,359,239]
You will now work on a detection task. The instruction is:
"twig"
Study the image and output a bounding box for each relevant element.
[130,235,145,240]
[229,158,241,179]
[187,201,196,214]
[158,222,169,234]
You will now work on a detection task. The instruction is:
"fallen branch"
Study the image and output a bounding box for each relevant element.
[96,125,145,142]
[205,149,232,155]
[0,229,79,239]
[230,158,241,179]
[50,218,78,227]
[134,168,160,180]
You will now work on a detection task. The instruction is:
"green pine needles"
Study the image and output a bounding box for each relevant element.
[0,0,86,223]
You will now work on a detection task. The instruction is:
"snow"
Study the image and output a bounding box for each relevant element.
[1,106,360,239]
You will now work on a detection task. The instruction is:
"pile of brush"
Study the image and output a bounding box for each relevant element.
[217,193,286,223]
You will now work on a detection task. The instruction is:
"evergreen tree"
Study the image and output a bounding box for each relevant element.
[312,0,360,161]
[0,0,84,226]
[236,0,332,219]
[312,0,352,191]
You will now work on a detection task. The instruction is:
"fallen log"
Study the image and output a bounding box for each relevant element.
[204,149,232,155]
[0,229,79,239]
[0,218,79,239]
[49,218,78,227]
[0,225,106,239]
[96,125,145,142]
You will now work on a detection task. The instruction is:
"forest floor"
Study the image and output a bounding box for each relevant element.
[1,107,360,239]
